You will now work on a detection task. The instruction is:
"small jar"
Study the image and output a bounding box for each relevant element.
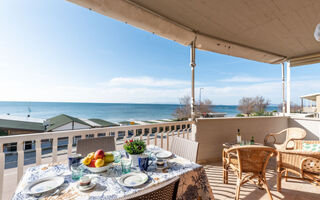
[79,175,91,186]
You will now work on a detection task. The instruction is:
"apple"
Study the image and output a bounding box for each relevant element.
[89,159,96,168]
[94,149,105,160]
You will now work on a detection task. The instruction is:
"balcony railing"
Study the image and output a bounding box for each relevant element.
[0,121,192,199]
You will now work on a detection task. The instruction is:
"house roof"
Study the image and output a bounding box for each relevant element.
[0,119,44,131]
[88,118,119,127]
[68,0,320,66]
[46,114,91,131]
[300,93,320,101]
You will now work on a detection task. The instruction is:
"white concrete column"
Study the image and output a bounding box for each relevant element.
[190,41,196,121]
[286,61,291,114]
[281,63,285,116]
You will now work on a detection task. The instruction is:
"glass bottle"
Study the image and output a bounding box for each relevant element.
[237,129,241,143]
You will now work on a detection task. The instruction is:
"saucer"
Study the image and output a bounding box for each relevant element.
[76,182,96,192]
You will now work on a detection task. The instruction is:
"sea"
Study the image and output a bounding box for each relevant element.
[0,101,279,122]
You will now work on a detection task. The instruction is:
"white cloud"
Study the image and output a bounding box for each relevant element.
[0,75,319,105]
[103,77,189,88]
[220,76,267,83]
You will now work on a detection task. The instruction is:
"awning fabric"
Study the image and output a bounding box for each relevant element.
[67,0,320,66]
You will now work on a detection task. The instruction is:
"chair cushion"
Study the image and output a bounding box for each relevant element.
[302,143,320,152]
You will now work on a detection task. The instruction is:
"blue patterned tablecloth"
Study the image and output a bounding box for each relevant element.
[12,146,214,200]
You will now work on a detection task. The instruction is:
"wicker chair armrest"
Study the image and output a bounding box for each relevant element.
[264,130,286,145]
[278,150,320,157]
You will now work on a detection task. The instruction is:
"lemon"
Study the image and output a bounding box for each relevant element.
[95,158,104,168]
[82,157,91,166]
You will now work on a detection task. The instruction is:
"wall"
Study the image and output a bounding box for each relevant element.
[195,116,288,163]
[289,117,320,140]
[52,122,90,131]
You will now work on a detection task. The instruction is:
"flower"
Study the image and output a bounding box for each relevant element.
[125,140,128,143]
[130,139,133,142]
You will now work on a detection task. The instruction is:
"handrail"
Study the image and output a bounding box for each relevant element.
[0,121,192,200]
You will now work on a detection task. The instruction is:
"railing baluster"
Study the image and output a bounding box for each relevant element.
[17,141,24,182]
[183,129,186,138]
[124,130,128,141]
[52,138,58,163]
[166,131,170,150]
[0,144,4,200]
[160,131,164,148]
[132,129,137,139]
[140,129,144,140]
[67,136,73,156]
[187,128,190,139]
[147,128,151,145]
[154,127,158,146]
[36,139,41,165]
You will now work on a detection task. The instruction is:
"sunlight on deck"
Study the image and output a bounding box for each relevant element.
[204,161,320,200]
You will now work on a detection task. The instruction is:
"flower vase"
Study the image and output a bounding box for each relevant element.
[129,154,142,167]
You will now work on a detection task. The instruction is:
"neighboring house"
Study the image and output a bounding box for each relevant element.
[301,93,320,116]
[46,114,91,132]
[0,116,44,135]
[87,118,119,127]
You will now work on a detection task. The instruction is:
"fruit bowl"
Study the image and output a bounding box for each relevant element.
[82,161,113,173]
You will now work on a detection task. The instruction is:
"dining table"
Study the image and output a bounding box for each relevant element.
[12,145,214,200]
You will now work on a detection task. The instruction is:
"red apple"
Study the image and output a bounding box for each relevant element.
[94,149,105,160]
[89,159,96,168]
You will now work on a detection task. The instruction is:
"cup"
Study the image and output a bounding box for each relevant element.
[68,154,82,170]
[138,155,153,172]
[71,163,82,180]
[112,151,121,163]
[121,158,132,174]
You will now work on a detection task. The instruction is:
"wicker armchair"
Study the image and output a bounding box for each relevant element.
[224,146,277,200]
[277,140,320,191]
[119,177,180,200]
[170,136,199,162]
[264,127,306,150]
[76,136,115,156]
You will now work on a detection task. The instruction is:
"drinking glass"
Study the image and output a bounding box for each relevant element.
[112,151,121,163]
[71,163,82,180]
[121,158,132,174]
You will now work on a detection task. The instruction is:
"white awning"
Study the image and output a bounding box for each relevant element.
[67,0,320,66]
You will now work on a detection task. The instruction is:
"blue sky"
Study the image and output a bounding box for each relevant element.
[0,0,319,105]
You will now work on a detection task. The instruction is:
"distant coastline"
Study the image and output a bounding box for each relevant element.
[0,101,279,122]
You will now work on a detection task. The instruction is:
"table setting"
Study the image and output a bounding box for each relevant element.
[12,139,214,200]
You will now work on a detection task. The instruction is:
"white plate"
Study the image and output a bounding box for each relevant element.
[155,151,172,159]
[25,176,64,195]
[118,172,148,188]
[76,182,96,192]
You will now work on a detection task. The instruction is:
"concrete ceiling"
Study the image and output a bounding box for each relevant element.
[68,0,320,66]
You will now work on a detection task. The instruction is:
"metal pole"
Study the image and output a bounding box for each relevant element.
[190,41,196,121]
[286,61,291,114]
[281,63,285,116]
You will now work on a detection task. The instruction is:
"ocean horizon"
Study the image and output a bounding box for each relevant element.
[0,101,279,122]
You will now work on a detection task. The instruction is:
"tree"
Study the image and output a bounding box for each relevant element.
[173,96,213,120]
[238,96,270,115]
[173,96,191,120]
[237,97,255,115]
[254,96,270,113]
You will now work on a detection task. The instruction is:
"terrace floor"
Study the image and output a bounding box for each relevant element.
[204,160,320,200]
